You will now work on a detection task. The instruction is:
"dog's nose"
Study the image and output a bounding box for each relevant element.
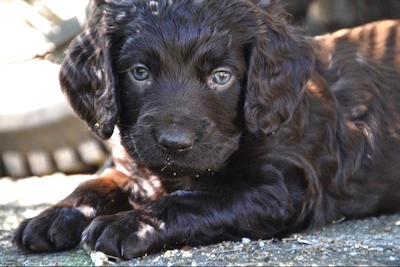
[156,130,194,154]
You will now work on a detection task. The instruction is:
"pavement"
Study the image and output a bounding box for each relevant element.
[0,174,399,266]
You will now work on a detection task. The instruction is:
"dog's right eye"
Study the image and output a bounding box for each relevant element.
[132,66,150,81]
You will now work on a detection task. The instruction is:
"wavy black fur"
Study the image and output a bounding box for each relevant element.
[13,0,400,260]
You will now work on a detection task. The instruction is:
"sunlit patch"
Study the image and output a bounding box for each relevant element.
[149,0,159,15]
[136,220,165,241]
[136,223,155,240]
[306,79,325,100]
[115,11,126,22]
[355,52,367,64]
[129,174,165,209]
[76,205,96,218]
[340,20,396,63]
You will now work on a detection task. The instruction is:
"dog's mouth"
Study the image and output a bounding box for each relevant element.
[119,125,241,180]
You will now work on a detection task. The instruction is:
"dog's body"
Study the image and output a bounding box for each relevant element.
[13,0,400,259]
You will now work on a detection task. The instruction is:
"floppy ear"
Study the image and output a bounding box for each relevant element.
[59,0,120,139]
[244,8,315,136]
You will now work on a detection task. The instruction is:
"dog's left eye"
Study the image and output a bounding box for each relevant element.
[211,70,232,85]
[132,65,150,81]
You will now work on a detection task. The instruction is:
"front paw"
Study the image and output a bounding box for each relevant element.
[82,211,165,259]
[13,206,92,252]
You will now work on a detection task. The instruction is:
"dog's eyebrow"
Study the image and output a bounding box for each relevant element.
[117,35,163,69]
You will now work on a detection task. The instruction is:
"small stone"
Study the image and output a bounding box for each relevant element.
[242,238,251,244]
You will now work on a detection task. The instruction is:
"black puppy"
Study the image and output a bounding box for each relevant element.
[13,0,400,259]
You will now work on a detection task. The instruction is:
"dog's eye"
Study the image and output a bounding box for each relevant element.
[132,66,150,81]
[211,70,232,85]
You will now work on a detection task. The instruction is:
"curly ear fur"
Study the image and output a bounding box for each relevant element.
[60,0,170,139]
[60,0,140,139]
[244,5,315,136]
[59,0,116,139]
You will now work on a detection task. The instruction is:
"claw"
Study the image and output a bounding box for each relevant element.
[81,233,88,244]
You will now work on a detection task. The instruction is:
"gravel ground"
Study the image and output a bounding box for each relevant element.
[1,174,400,266]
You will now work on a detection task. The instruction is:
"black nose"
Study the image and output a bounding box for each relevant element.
[156,129,194,154]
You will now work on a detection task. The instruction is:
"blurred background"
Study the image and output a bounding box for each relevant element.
[0,0,108,178]
[1,0,400,179]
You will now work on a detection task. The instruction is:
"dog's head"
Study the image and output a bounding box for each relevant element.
[60,0,314,177]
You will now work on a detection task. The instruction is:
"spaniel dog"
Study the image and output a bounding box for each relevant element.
[13,0,400,260]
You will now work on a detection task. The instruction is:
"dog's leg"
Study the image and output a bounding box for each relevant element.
[81,180,295,259]
[12,169,135,252]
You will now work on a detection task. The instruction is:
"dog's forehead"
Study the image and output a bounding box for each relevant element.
[118,0,257,35]
[144,1,228,33]
[114,0,258,73]
[119,1,245,60]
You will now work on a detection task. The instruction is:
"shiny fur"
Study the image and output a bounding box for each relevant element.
[13,0,400,259]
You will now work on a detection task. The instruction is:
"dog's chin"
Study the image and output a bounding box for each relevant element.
[146,163,217,179]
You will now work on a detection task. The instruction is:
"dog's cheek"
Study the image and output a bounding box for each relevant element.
[213,82,245,134]
[118,88,142,126]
